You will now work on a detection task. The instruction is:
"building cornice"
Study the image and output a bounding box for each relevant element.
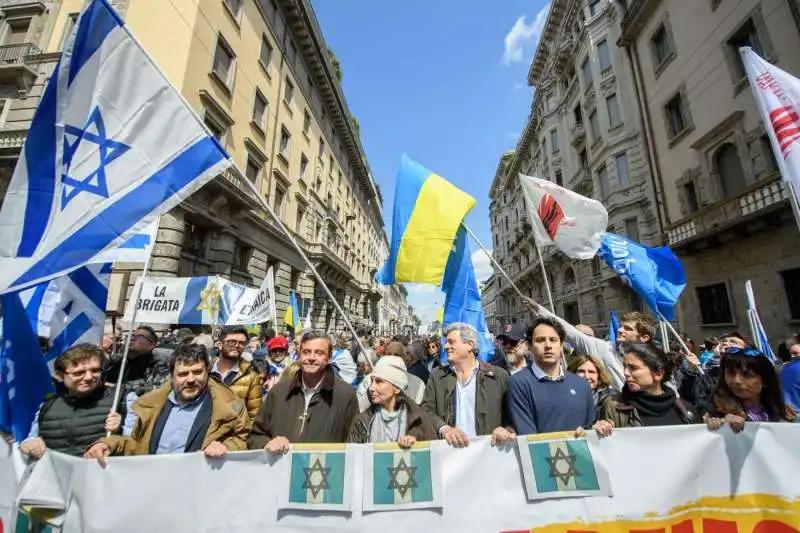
[527,0,573,86]
[618,0,662,45]
[278,0,381,211]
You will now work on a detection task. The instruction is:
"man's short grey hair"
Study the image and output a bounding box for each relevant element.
[444,323,479,354]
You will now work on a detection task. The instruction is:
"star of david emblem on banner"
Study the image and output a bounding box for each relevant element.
[365,444,442,511]
[516,435,612,501]
[61,107,130,210]
[283,446,352,512]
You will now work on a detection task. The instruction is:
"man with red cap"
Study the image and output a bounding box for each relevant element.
[261,336,291,397]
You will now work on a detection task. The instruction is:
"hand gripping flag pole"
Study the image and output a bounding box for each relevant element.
[106,216,159,437]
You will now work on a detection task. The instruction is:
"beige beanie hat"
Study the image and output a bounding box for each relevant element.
[371,355,408,391]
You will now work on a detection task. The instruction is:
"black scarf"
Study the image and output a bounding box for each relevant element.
[623,386,678,417]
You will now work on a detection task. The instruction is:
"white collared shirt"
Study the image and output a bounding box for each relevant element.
[455,361,479,438]
[530,360,564,382]
[301,376,322,410]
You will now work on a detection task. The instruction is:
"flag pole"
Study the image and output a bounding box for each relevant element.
[786,182,800,235]
[533,236,556,313]
[240,177,374,370]
[107,218,159,436]
[461,223,532,306]
[657,313,692,354]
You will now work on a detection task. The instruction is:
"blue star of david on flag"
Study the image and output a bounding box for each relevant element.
[61,107,130,209]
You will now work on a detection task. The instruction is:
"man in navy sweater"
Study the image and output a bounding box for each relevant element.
[507,317,595,435]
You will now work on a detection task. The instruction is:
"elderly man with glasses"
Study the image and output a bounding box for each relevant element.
[209,326,263,426]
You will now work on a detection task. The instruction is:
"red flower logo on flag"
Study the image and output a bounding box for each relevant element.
[538,194,573,240]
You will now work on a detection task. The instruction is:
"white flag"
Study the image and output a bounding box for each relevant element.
[0,0,231,294]
[224,268,277,326]
[740,47,800,209]
[519,174,608,259]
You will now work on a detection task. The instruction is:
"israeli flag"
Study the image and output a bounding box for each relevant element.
[0,0,230,293]
[92,220,157,264]
[19,263,110,362]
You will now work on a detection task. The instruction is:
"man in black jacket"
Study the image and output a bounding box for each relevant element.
[20,344,124,458]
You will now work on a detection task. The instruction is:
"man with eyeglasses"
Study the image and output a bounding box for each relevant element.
[103,326,170,435]
[210,326,262,425]
[19,344,125,459]
[248,330,358,453]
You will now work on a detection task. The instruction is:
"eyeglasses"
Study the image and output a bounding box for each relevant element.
[64,368,102,378]
[224,340,246,347]
[725,346,763,359]
[131,334,155,343]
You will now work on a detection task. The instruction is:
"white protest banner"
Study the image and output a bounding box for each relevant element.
[122,276,222,325]
[224,267,276,326]
[4,425,800,533]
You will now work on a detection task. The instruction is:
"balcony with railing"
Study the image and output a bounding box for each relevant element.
[570,122,586,146]
[666,175,789,249]
[0,42,41,90]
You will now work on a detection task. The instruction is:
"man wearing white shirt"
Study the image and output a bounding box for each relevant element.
[421,323,515,448]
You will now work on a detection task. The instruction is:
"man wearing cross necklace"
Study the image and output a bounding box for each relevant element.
[248,331,359,453]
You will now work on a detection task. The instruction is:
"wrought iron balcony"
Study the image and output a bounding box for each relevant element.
[667,175,789,249]
[0,42,42,90]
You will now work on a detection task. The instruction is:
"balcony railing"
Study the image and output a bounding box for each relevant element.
[667,175,788,247]
[0,42,42,65]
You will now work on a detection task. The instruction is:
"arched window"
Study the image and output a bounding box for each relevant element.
[715,143,747,196]
[564,267,577,287]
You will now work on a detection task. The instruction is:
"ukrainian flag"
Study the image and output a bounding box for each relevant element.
[376,155,476,285]
[283,290,301,334]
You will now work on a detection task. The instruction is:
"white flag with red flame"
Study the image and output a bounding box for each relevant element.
[740,47,800,209]
[519,174,608,259]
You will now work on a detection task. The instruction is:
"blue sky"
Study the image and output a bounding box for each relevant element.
[312,0,552,325]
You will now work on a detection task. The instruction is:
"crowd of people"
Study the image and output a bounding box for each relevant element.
[7,304,800,466]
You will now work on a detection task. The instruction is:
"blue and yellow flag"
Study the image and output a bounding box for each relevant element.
[283,290,301,334]
[377,155,476,285]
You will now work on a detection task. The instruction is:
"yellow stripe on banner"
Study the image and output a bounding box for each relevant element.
[373,441,430,451]
[292,443,348,451]
[526,431,576,442]
[395,173,476,284]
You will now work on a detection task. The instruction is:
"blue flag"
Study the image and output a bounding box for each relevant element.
[0,292,55,441]
[597,233,686,321]
[0,0,230,294]
[21,263,111,363]
[441,226,494,361]
[608,310,620,346]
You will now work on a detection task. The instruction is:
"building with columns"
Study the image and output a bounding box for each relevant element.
[618,0,800,343]
[0,0,390,333]
[489,0,660,334]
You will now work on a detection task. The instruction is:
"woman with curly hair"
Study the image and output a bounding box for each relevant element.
[704,347,795,432]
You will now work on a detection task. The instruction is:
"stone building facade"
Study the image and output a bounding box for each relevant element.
[0,0,395,334]
[618,0,800,343]
[489,0,660,334]
[481,274,499,334]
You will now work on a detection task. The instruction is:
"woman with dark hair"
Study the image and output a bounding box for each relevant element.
[405,340,430,384]
[594,342,697,434]
[705,347,795,432]
[422,336,442,372]
[567,354,618,421]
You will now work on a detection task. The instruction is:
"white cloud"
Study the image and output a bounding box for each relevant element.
[513,82,526,90]
[502,2,552,66]
[404,283,436,295]
[472,249,494,282]
[506,131,520,141]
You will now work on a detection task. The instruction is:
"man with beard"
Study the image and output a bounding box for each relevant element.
[494,324,530,375]
[210,326,262,424]
[85,344,248,461]
[248,331,358,453]
[103,326,171,435]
